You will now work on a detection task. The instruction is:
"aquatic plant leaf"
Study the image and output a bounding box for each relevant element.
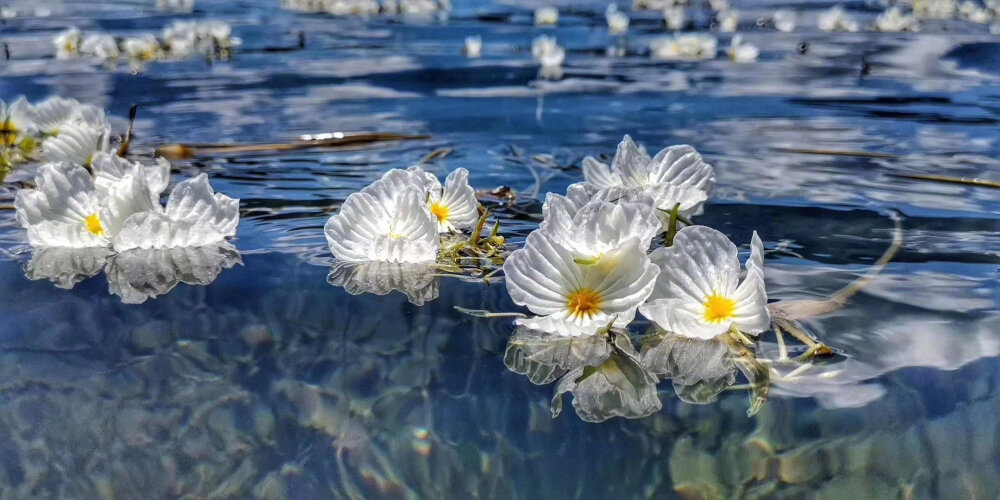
[105,243,242,304]
[327,260,439,306]
[551,341,661,423]
[24,246,112,289]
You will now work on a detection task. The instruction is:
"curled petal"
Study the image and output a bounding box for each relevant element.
[164,174,239,237]
[436,168,479,232]
[15,162,99,227]
[647,144,715,195]
[113,211,230,250]
[582,156,620,189]
[41,121,109,166]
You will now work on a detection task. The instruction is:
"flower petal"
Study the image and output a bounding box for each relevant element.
[164,173,239,237]
[730,231,770,334]
[646,144,716,195]
[112,211,229,250]
[15,162,100,226]
[611,135,652,186]
[582,156,620,189]
[437,168,479,231]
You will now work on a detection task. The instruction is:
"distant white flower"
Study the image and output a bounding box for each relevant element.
[639,226,769,340]
[582,135,715,218]
[717,10,738,32]
[532,35,565,68]
[913,0,957,19]
[14,162,159,248]
[156,0,195,13]
[325,182,439,263]
[727,34,758,62]
[53,27,81,59]
[40,121,110,166]
[540,195,661,261]
[463,35,482,58]
[504,230,659,337]
[709,0,729,11]
[874,6,920,31]
[772,9,796,32]
[663,7,686,30]
[650,33,717,60]
[535,6,559,26]
[958,0,992,22]
[0,97,37,149]
[606,5,630,34]
[113,173,240,250]
[818,6,859,32]
[81,34,120,60]
[122,34,160,61]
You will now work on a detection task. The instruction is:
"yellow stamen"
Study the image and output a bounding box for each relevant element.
[0,120,17,147]
[567,288,603,320]
[429,202,449,223]
[703,292,736,324]
[84,213,105,236]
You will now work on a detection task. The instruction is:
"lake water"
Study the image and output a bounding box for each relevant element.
[1,0,999,497]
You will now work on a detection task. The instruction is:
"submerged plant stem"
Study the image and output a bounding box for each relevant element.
[155,132,430,159]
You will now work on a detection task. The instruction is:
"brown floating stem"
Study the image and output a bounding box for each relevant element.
[155,132,430,160]
[886,172,1000,190]
[770,147,896,159]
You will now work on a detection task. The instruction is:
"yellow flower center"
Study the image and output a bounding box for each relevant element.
[0,120,18,147]
[567,288,603,320]
[429,202,449,223]
[84,213,105,236]
[703,292,736,324]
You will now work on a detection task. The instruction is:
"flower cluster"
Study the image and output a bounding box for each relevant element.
[1,96,110,171]
[15,154,238,252]
[325,166,480,263]
[503,135,770,343]
[52,21,240,65]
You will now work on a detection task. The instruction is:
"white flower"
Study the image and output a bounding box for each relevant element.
[606,5,630,34]
[818,6,859,32]
[650,33,717,61]
[28,96,107,136]
[663,7,686,30]
[958,0,992,22]
[423,168,479,233]
[717,10,738,31]
[728,34,758,62]
[156,0,195,13]
[463,35,482,58]
[914,0,956,19]
[539,194,661,261]
[639,226,769,340]
[14,162,159,248]
[122,34,160,60]
[40,121,110,166]
[535,6,559,26]
[91,152,170,201]
[582,135,715,217]
[874,6,920,31]
[0,97,37,148]
[532,35,565,68]
[325,184,439,263]
[113,173,240,251]
[772,9,796,32]
[53,27,81,59]
[504,230,659,337]
[82,34,120,60]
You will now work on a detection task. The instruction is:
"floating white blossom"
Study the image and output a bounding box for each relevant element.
[717,10,738,32]
[818,6,859,32]
[423,168,479,233]
[156,0,195,13]
[663,7,686,30]
[914,0,957,19]
[90,152,170,202]
[0,98,37,149]
[772,9,796,32]
[53,27,81,59]
[122,34,161,61]
[504,230,659,337]
[325,180,439,263]
[463,35,482,58]
[40,121,110,166]
[874,6,920,31]
[535,6,559,26]
[80,34,120,60]
[532,35,565,68]
[650,33,717,61]
[606,4,630,34]
[539,195,661,261]
[582,135,715,218]
[639,226,769,340]
[28,96,107,136]
[728,34,759,62]
[958,0,993,22]
[14,162,159,248]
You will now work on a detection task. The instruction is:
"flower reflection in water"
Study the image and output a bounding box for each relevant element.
[327,260,438,306]
[25,243,242,304]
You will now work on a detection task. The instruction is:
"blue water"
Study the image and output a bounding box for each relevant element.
[1,0,999,497]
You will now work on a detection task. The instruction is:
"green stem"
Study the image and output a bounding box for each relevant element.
[665,203,680,247]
